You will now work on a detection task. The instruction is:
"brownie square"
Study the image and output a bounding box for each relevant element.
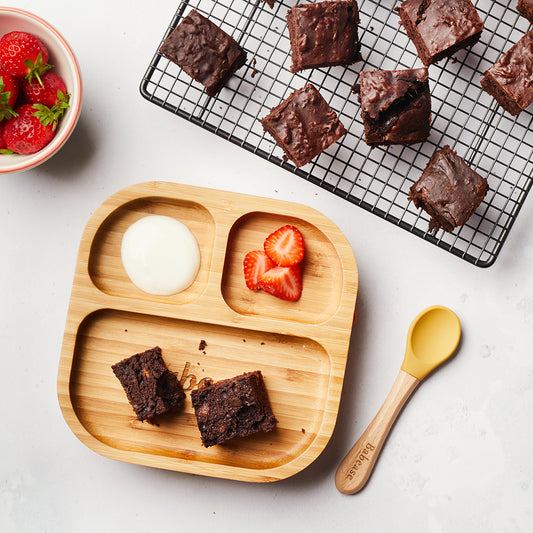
[517,0,533,24]
[286,0,361,73]
[408,145,488,232]
[397,0,484,66]
[159,9,247,97]
[358,67,431,147]
[260,83,347,167]
[112,346,185,422]
[191,371,277,447]
[481,31,533,116]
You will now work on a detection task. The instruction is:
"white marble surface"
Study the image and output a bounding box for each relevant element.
[1,1,532,531]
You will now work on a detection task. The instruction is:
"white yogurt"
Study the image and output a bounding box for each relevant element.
[121,215,201,295]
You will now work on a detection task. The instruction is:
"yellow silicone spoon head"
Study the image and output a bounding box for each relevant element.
[401,305,461,381]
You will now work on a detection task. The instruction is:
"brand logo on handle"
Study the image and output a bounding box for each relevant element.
[347,442,376,479]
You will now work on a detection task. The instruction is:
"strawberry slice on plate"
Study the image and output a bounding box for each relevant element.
[243,250,276,290]
[258,264,302,301]
[264,225,305,267]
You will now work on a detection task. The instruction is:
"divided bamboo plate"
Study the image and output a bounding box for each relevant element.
[57,181,358,482]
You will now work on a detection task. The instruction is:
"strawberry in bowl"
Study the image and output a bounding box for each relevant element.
[0,7,82,173]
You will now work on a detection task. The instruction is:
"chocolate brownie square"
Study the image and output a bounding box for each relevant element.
[358,67,431,146]
[481,31,533,116]
[517,0,533,24]
[408,145,489,232]
[397,0,484,66]
[159,9,247,97]
[191,371,277,447]
[286,0,361,73]
[260,83,347,167]
[112,346,185,422]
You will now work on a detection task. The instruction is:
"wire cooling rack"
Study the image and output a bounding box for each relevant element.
[140,0,533,267]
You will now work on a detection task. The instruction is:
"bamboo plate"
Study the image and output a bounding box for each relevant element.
[57,181,358,482]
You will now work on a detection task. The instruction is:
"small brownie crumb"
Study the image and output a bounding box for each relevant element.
[260,83,346,167]
[198,340,207,351]
[517,0,533,24]
[159,9,247,97]
[286,0,361,73]
[358,67,431,146]
[397,0,483,66]
[191,371,277,447]
[408,145,488,232]
[481,31,533,116]
[112,346,185,422]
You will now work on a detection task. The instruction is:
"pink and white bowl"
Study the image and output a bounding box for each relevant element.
[0,7,82,174]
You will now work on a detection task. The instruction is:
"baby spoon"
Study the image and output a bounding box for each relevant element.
[335,305,461,494]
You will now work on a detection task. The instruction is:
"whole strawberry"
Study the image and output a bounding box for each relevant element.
[0,31,50,83]
[0,69,19,120]
[22,71,67,107]
[0,121,8,150]
[3,101,68,154]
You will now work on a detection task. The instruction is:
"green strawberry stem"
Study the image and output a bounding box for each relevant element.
[0,76,18,121]
[32,92,70,129]
[24,52,52,87]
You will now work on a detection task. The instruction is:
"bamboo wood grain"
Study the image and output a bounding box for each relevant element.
[335,370,419,494]
[57,181,358,482]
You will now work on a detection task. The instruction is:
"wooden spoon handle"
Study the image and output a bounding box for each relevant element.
[335,370,420,494]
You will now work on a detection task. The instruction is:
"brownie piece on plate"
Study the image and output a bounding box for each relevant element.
[408,145,489,232]
[286,0,361,73]
[112,346,185,422]
[481,31,533,116]
[159,9,247,97]
[517,0,533,24]
[191,371,278,447]
[397,0,484,66]
[357,67,431,146]
[260,83,347,167]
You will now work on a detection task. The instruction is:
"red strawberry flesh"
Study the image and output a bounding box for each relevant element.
[258,264,302,301]
[264,225,305,267]
[243,250,275,290]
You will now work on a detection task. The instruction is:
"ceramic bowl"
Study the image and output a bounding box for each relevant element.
[0,7,82,173]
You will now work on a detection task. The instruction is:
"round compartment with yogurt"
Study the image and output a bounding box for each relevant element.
[121,215,201,296]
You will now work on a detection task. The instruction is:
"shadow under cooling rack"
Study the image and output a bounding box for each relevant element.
[140,0,533,267]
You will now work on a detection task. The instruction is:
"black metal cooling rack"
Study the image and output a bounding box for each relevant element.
[140,0,533,267]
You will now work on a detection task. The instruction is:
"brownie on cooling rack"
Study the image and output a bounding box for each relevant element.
[481,31,533,116]
[159,9,247,97]
[357,67,431,147]
[286,0,361,73]
[408,145,489,233]
[517,0,533,24]
[191,371,278,447]
[112,346,185,422]
[260,83,347,167]
[396,0,484,66]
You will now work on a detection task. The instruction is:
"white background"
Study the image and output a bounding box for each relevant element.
[1,1,532,532]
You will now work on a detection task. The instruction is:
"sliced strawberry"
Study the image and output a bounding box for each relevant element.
[0,32,50,82]
[0,70,19,120]
[264,225,305,267]
[22,71,67,107]
[243,250,275,290]
[258,264,302,301]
